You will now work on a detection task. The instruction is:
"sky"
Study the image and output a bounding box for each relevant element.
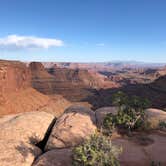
[0,0,166,62]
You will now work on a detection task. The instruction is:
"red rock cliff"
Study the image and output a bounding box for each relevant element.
[0,60,31,103]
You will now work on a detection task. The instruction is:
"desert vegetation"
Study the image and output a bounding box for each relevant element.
[72,133,122,166]
[103,91,150,135]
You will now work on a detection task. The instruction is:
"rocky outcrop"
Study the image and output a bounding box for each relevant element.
[0,60,72,117]
[145,108,166,129]
[95,107,118,127]
[150,75,166,92]
[45,105,97,150]
[29,62,101,96]
[29,62,118,102]
[47,67,101,88]
[33,149,72,166]
[0,60,52,116]
[0,60,30,104]
[0,111,54,166]
[0,88,49,116]
[29,62,56,94]
[0,105,166,166]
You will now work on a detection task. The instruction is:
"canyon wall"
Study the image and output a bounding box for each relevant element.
[0,60,31,103]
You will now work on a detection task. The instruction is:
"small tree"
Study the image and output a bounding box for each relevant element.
[72,133,122,166]
[103,91,150,135]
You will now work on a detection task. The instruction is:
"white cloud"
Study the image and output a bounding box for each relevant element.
[96,43,105,46]
[0,35,64,50]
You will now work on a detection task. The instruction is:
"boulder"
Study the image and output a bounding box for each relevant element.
[0,111,54,142]
[0,111,54,166]
[145,108,166,129]
[45,105,97,150]
[0,140,41,166]
[95,107,118,127]
[33,148,72,166]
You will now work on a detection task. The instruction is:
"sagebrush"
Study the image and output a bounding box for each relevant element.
[72,133,122,166]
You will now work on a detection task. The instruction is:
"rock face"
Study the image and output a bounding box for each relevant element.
[145,108,166,129]
[0,111,54,166]
[0,60,52,116]
[30,62,101,96]
[0,60,30,103]
[0,60,71,117]
[0,87,49,116]
[30,62,113,102]
[47,67,101,88]
[95,107,118,127]
[151,75,166,92]
[29,62,56,94]
[45,105,97,150]
[33,149,72,166]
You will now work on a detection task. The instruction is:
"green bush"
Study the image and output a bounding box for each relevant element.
[103,91,150,134]
[103,113,116,136]
[72,133,122,166]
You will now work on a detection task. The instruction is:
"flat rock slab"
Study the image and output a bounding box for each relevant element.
[95,107,118,127]
[112,132,166,166]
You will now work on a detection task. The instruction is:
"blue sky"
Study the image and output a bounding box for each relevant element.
[0,0,166,62]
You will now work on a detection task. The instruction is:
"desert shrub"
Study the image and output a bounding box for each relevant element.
[103,91,150,134]
[103,113,116,135]
[72,133,122,166]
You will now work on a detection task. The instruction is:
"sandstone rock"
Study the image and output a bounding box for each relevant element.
[45,105,97,150]
[0,60,31,109]
[144,133,166,165]
[0,88,49,116]
[0,111,54,142]
[33,149,72,166]
[0,60,67,117]
[29,62,56,95]
[113,138,149,166]
[113,132,166,166]
[95,107,118,127]
[145,108,166,129]
[0,60,31,96]
[0,140,41,166]
[0,111,54,166]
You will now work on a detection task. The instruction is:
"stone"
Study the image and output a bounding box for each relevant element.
[33,148,72,166]
[45,105,97,150]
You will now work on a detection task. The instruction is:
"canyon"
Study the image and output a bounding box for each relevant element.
[1,59,166,117]
[0,59,166,166]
